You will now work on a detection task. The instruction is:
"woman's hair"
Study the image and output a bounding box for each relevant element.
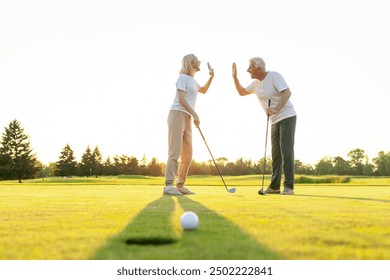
[249,57,266,72]
[180,54,198,76]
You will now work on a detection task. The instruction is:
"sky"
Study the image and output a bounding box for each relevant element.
[1,0,390,166]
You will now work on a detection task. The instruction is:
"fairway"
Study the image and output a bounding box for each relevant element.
[0,176,389,260]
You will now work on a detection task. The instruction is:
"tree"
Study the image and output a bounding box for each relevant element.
[333,156,351,175]
[0,119,39,182]
[216,157,229,167]
[139,155,148,176]
[0,150,12,180]
[348,148,366,175]
[112,154,139,175]
[102,156,114,175]
[315,157,333,175]
[362,158,375,176]
[55,143,77,177]
[221,158,255,175]
[112,155,123,174]
[79,145,93,177]
[295,160,314,175]
[188,160,211,175]
[147,157,163,176]
[126,156,139,174]
[257,157,272,175]
[37,164,52,180]
[91,146,103,178]
[373,151,390,176]
[49,162,57,176]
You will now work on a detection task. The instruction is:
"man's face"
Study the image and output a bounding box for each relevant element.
[247,62,262,79]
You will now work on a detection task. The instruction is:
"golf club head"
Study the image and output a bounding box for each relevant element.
[258,189,266,195]
[228,188,236,193]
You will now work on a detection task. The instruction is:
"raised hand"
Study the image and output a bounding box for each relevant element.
[207,62,214,78]
[232,62,237,78]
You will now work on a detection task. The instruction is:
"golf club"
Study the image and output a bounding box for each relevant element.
[197,126,236,193]
[258,99,271,195]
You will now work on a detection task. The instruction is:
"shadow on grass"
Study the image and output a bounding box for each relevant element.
[91,195,279,260]
[295,194,390,203]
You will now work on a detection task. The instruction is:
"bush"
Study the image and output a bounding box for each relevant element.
[295,175,350,184]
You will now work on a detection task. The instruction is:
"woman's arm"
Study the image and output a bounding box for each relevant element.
[198,65,214,93]
[178,90,200,126]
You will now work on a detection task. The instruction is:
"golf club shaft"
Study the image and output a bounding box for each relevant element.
[197,126,229,191]
[261,100,271,191]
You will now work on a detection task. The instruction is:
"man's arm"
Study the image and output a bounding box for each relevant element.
[267,88,291,115]
[232,63,251,96]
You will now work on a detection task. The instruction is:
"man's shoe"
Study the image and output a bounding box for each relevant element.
[282,188,294,195]
[177,187,195,195]
[163,186,183,195]
[262,187,281,194]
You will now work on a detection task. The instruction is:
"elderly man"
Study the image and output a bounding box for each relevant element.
[232,57,297,195]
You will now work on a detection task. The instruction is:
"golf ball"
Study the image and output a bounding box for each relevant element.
[180,211,199,230]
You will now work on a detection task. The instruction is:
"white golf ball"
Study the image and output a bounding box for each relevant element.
[180,211,199,230]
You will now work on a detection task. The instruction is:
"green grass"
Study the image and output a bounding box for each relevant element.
[0,176,389,260]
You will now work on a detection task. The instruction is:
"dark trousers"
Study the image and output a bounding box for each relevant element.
[269,116,296,190]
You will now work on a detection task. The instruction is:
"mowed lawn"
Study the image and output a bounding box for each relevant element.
[0,176,389,260]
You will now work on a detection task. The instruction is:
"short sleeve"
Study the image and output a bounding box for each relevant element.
[176,75,187,91]
[272,72,289,92]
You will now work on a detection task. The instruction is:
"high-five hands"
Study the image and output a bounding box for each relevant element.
[207,62,214,78]
[232,62,237,78]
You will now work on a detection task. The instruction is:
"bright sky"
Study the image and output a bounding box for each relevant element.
[1,0,390,166]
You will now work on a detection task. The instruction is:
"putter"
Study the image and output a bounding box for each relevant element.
[258,100,271,195]
[197,126,236,193]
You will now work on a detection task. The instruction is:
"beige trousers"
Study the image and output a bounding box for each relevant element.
[165,110,193,187]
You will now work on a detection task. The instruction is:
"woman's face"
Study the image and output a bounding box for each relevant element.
[191,57,201,72]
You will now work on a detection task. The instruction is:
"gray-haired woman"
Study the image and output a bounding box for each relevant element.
[164,54,214,195]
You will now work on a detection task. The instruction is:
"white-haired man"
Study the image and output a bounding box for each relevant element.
[232,57,297,195]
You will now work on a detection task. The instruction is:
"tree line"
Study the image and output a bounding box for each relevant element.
[51,143,164,178]
[1,119,390,182]
[188,148,390,177]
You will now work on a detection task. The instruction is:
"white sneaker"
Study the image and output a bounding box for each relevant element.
[282,188,294,195]
[163,186,183,196]
[262,187,281,194]
[177,187,195,195]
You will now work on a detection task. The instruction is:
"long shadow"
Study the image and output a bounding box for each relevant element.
[175,196,279,259]
[92,196,178,259]
[295,194,390,204]
[91,196,279,260]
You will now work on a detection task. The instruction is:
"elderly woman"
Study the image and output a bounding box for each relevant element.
[164,54,214,195]
[232,57,297,195]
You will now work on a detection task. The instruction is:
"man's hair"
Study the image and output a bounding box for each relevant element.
[249,57,266,72]
[180,54,198,76]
